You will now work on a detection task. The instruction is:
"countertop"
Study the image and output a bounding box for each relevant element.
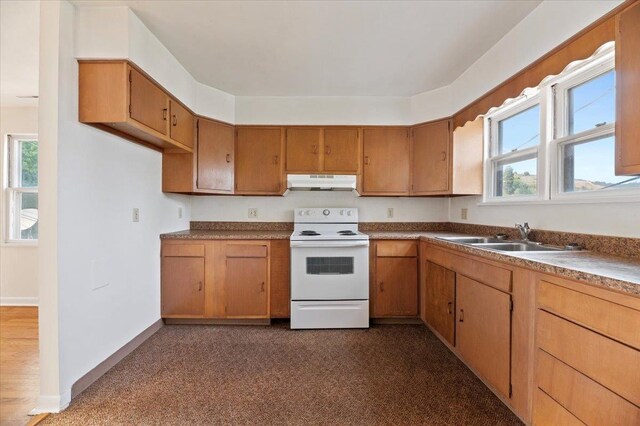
[160,229,640,296]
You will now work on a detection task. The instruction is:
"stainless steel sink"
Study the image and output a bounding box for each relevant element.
[469,242,564,252]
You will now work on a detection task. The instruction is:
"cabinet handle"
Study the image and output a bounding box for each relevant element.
[459,309,464,322]
[162,108,168,120]
[325,145,331,155]
[379,281,384,292]
[198,281,202,292]
[440,151,446,161]
[273,155,279,165]
[226,153,231,163]
[447,302,452,315]
[312,144,318,154]
[261,282,265,292]
[364,156,370,165]
[172,115,177,126]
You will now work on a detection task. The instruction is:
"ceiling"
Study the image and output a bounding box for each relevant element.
[73,0,542,97]
[0,0,39,107]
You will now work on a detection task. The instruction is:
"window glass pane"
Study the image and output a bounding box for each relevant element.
[561,136,640,192]
[495,157,537,197]
[19,139,38,187]
[498,105,540,154]
[10,192,38,240]
[568,70,615,135]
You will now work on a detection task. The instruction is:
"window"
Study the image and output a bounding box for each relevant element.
[5,135,38,242]
[484,43,639,203]
[485,94,543,201]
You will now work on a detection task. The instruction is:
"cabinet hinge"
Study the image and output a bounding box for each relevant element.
[509,383,512,398]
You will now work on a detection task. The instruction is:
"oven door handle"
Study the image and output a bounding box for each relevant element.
[290,240,370,248]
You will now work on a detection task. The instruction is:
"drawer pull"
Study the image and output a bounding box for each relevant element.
[379,282,384,292]
[226,153,231,163]
[447,302,453,315]
[162,108,167,120]
[312,144,318,154]
[197,281,202,291]
[172,115,177,126]
[261,282,265,292]
[459,309,464,322]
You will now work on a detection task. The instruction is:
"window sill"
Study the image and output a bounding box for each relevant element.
[478,194,640,207]
[1,241,39,248]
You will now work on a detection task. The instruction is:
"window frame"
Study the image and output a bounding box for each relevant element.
[482,42,640,205]
[483,90,547,203]
[3,134,39,245]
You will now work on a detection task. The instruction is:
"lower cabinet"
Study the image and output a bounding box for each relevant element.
[161,239,288,320]
[422,260,455,345]
[371,240,419,318]
[456,275,512,399]
[161,243,206,318]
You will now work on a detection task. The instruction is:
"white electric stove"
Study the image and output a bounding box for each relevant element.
[290,208,370,329]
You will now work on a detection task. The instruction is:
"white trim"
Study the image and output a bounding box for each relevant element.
[0,297,38,306]
[30,391,71,415]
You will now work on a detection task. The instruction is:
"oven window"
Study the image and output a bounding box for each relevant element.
[306,257,354,275]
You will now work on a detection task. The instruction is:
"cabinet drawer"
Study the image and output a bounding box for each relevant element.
[376,241,417,257]
[533,388,583,426]
[225,244,268,258]
[536,349,640,425]
[162,244,204,257]
[538,280,640,349]
[426,247,511,293]
[536,310,640,406]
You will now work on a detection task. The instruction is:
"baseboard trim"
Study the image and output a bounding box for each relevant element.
[0,296,38,306]
[164,318,271,326]
[70,318,164,399]
[30,391,69,414]
[372,317,423,325]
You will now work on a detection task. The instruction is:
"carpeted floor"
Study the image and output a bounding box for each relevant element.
[42,324,522,425]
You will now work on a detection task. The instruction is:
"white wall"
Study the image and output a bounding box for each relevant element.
[192,193,448,223]
[37,0,192,411]
[0,107,39,305]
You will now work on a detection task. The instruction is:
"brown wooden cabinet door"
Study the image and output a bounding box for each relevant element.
[456,275,511,398]
[161,256,205,317]
[373,257,418,317]
[285,128,322,172]
[225,257,268,318]
[423,261,455,345]
[362,128,410,194]
[235,128,283,194]
[615,2,640,175]
[411,120,450,194]
[323,128,360,173]
[169,99,194,148]
[269,240,290,318]
[197,119,234,192]
[129,67,168,135]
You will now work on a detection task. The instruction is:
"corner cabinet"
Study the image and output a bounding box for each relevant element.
[422,260,455,345]
[79,60,194,152]
[235,127,285,195]
[163,118,235,194]
[615,1,640,175]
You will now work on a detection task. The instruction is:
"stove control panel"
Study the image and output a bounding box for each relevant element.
[294,208,358,223]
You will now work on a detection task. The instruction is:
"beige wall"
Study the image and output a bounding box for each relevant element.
[0,106,39,305]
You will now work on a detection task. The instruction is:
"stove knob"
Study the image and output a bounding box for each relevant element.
[306,210,312,216]
[346,210,353,216]
[323,209,330,216]
[299,210,305,216]
[339,210,345,215]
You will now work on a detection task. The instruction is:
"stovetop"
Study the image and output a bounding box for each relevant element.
[291,208,368,241]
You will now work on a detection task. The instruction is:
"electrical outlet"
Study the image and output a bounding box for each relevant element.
[461,208,468,220]
[178,207,183,219]
[387,208,394,219]
[132,208,140,222]
[248,208,258,218]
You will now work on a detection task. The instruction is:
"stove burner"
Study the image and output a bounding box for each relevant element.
[338,230,357,236]
[300,230,321,236]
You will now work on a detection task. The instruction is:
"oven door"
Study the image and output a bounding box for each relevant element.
[290,240,369,301]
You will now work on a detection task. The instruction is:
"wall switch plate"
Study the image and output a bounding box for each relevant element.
[178,207,183,219]
[248,208,258,218]
[387,208,394,219]
[132,208,140,222]
[461,208,468,220]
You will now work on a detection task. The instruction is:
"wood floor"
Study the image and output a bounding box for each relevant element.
[0,306,40,426]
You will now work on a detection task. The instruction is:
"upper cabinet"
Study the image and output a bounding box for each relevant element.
[615,1,640,175]
[235,127,285,195]
[285,127,361,174]
[361,127,411,195]
[411,120,451,195]
[163,118,234,194]
[79,60,194,152]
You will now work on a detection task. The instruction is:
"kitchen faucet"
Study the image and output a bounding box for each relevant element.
[515,222,531,241]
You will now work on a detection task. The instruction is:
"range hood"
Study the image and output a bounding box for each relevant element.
[286,174,358,195]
